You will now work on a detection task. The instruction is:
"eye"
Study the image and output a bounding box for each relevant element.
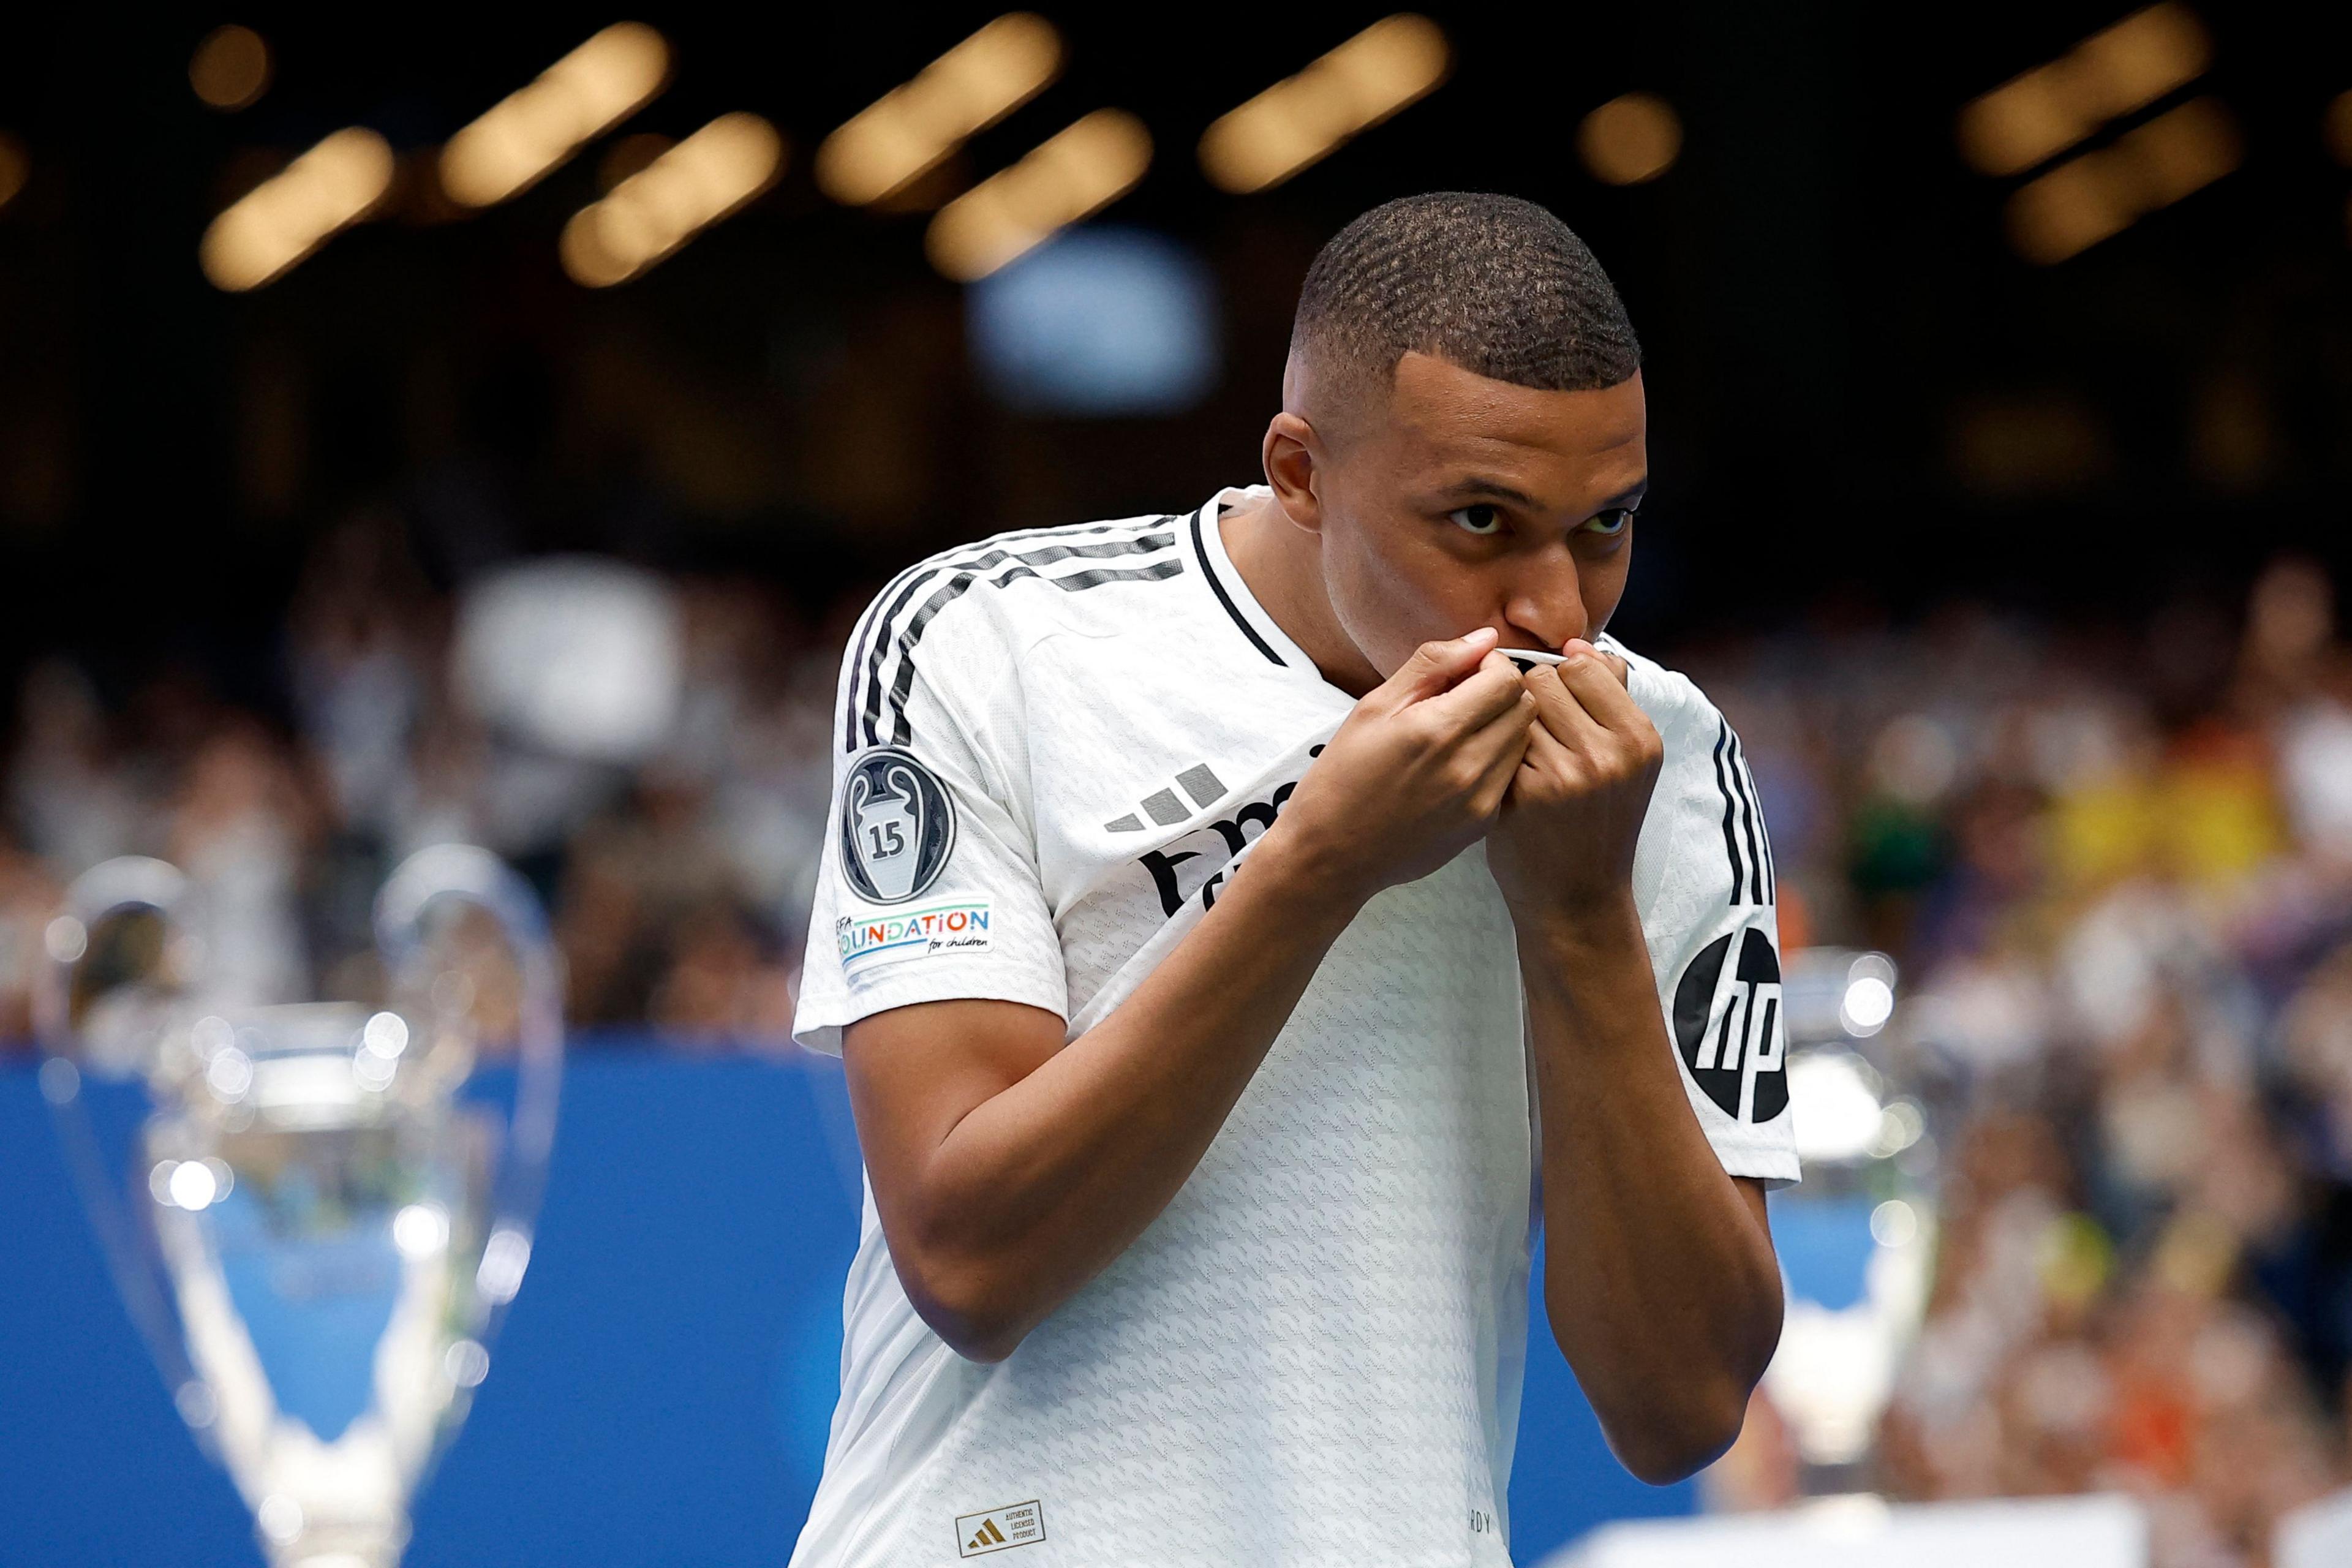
[1581,507,1636,538]
[1448,505,1504,536]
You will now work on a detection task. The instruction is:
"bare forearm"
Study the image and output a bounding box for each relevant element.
[913,827,1360,1354]
[1522,895,1782,1480]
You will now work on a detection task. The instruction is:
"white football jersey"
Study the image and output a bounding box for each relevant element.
[789,485,1799,1568]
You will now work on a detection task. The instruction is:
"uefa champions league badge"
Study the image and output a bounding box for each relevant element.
[841,746,957,905]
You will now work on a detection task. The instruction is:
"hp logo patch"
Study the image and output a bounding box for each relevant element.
[841,747,957,905]
[1672,925,1789,1123]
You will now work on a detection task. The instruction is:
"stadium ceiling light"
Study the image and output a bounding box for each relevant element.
[2326,89,2352,167]
[1577,92,1683,186]
[1196,13,1449,195]
[440,22,669,209]
[199,127,396,292]
[0,134,26,213]
[189,24,271,112]
[1956,3,2210,178]
[815,13,1063,207]
[559,113,786,287]
[924,109,1152,282]
[2004,96,2241,264]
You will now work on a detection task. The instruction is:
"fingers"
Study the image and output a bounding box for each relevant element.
[1379,626,1501,707]
[1461,682,1539,758]
[1513,644,1662,800]
[1522,662,1610,750]
[1468,698,1539,816]
[1558,636,1630,688]
[1517,705,1573,772]
[1419,659,1532,820]
[1420,649,1528,731]
[1545,639,1648,733]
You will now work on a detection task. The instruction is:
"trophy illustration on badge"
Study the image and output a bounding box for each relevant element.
[841,747,956,905]
[36,843,563,1568]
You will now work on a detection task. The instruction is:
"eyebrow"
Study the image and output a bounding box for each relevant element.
[1437,477,1649,511]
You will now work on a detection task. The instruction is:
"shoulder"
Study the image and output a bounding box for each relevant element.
[1595,633,1728,753]
[1599,633,1760,835]
[835,510,1194,751]
[850,511,1191,657]
[1602,633,1778,906]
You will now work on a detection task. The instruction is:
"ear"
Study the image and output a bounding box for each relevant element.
[1261,410,1326,537]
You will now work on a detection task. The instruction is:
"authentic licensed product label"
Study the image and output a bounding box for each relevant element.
[837,900,992,970]
[956,1499,1045,1557]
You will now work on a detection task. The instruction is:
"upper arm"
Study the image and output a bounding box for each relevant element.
[842,997,1065,1235]
[790,576,1082,1303]
[791,587,1068,1057]
[1732,1175,1775,1256]
[1625,668,1802,1189]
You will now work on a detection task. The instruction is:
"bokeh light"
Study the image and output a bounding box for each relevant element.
[1578,92,1683,186]
[190,24,271,111]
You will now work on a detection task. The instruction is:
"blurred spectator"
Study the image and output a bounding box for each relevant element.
[168,718,314,1009]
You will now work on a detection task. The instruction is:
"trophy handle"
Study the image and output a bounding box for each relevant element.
[32,854,197,1049]
[32,856,211,1441]
[372,843,565,1304]
[883,761,922,823]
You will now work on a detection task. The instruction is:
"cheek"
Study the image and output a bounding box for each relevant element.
[1322,519,1491,673]
[1580,541,1633,633]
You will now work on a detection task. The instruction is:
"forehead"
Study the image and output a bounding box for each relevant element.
[1373,351,1646,499]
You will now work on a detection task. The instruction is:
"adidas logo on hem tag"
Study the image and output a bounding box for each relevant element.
[1104,763,1227,832]
[956,1499,1046,1556]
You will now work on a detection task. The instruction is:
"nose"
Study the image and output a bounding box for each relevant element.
[1501,543,1590,651]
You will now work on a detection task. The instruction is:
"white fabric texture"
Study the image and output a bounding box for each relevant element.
[788,487,1800,1568]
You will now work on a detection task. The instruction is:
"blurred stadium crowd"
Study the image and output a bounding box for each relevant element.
[4,512,2352,1564]
[1696,556,2352,1564]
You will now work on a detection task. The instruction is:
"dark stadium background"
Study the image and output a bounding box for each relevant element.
[4,1,2348,681]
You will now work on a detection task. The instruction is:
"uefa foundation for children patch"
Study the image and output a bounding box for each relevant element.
[837,899,993,970]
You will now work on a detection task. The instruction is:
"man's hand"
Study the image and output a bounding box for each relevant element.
[1272,626,1537,905]
[1486,638,1664,924]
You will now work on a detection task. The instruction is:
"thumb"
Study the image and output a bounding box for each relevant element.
[1382,626,1501,704]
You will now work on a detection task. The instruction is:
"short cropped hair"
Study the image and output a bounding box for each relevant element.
[1291,192,1641,399]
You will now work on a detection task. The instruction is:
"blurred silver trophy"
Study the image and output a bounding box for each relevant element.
[1763,946,1933,1493]
[35,843,563,1568]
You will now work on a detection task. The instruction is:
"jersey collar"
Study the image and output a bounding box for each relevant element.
[1187,484,1324,677]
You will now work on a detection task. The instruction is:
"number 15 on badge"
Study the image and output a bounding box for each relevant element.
[842,747,958,905]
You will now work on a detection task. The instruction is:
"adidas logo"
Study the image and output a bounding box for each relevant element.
[956,1499,1045,1556]
[1103,763,1227,833]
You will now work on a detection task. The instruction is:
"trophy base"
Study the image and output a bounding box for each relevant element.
[263,1518,411,1568]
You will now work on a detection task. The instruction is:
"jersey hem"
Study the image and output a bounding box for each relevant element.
[1711,1144,1803,1189]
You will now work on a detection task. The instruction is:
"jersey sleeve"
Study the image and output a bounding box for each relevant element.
[1622,657,1802,1188]
[790,586,1068,1056]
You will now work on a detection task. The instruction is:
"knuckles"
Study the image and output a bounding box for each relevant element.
[1443,756,1491,794]
[1523,725,1663,799]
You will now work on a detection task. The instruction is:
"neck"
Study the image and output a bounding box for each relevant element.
[1219,491,1385,698]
